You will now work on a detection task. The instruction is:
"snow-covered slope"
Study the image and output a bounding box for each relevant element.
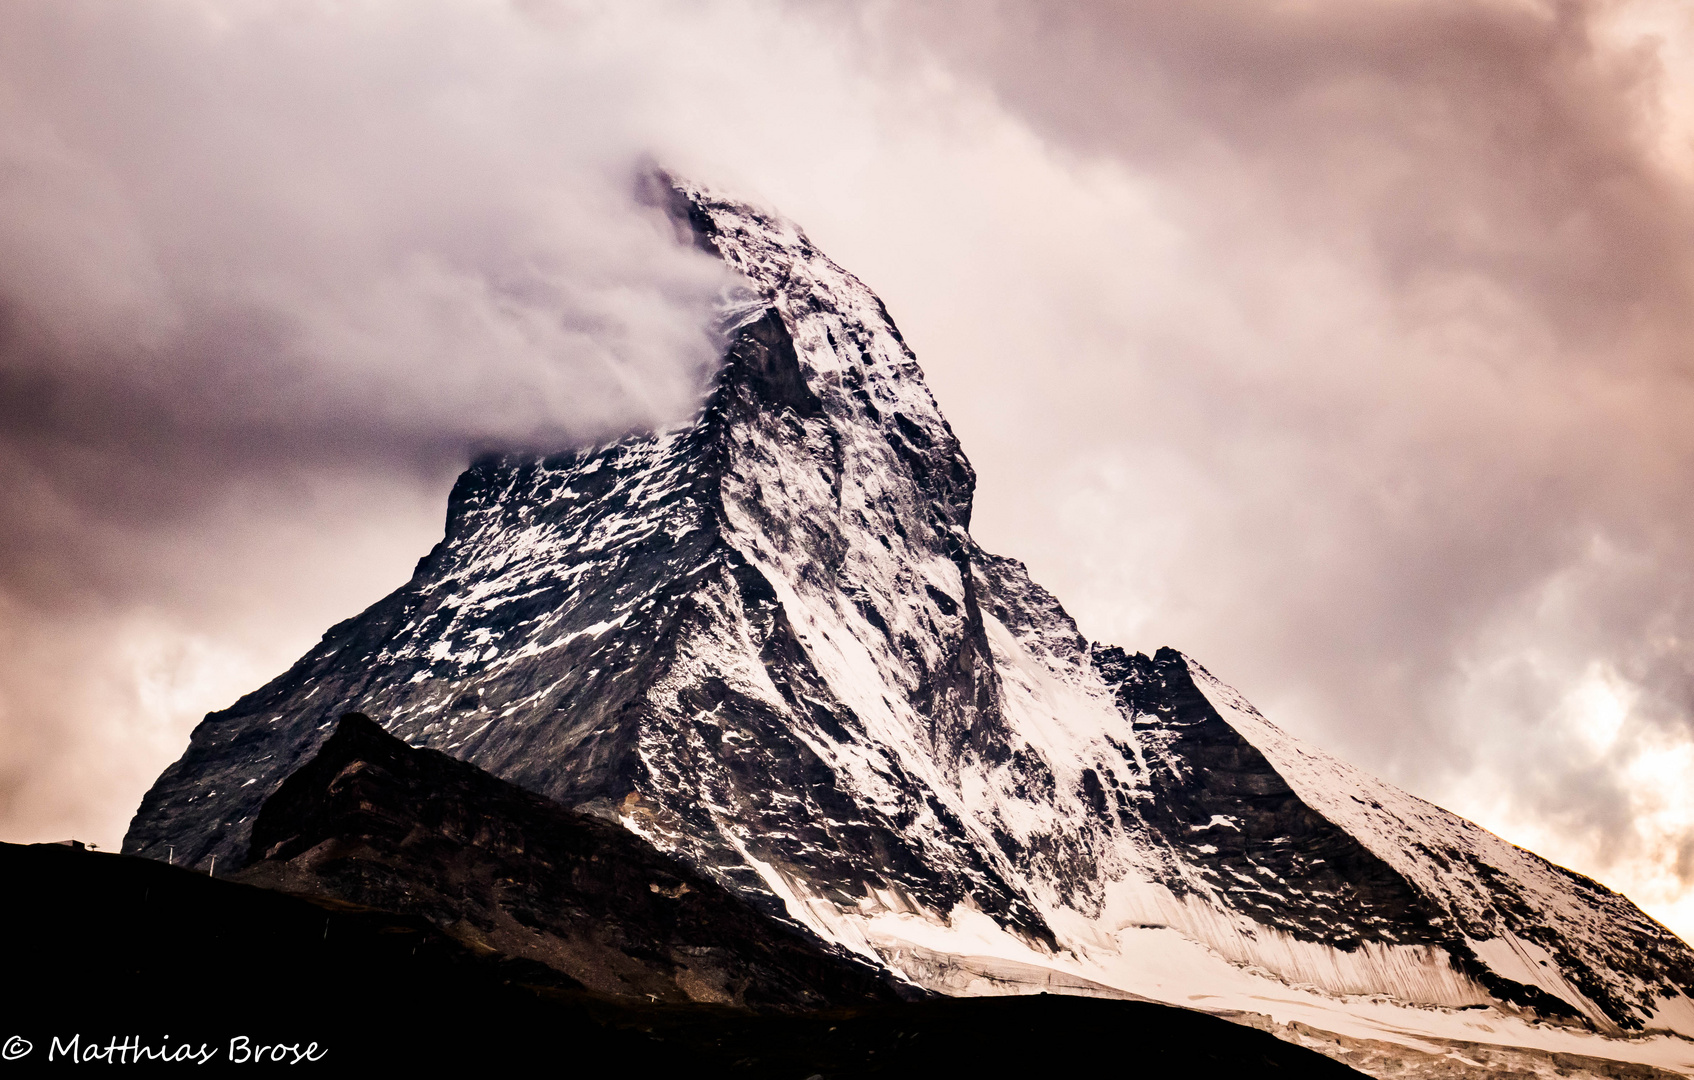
[126,178,1694,1070]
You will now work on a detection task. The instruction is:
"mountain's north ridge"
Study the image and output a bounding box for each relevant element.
[126,178,1694,1069]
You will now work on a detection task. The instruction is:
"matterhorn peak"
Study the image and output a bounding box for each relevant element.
[127,179,1694,1072]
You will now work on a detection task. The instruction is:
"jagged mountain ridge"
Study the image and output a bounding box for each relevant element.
[126,178,1694,1058]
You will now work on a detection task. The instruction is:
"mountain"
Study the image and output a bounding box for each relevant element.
[125,176,1694,1073]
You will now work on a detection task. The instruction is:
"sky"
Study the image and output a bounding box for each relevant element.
[4,0,1694,939]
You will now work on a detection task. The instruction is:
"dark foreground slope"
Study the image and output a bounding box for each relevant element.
[233,712,897,1010]
[0,844,1365,1076]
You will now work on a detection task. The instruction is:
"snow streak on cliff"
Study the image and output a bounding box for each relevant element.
[127,179,1694,1064]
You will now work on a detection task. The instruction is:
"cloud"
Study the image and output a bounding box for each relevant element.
[0,0,734,844]
[842,0,1694,926]
[0,0,733,493]
[7,0,1694,941]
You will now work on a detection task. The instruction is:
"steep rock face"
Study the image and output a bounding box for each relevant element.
[127,180,1694,1048]
[1092,646,1449,952]
[1192,661,1694,1033]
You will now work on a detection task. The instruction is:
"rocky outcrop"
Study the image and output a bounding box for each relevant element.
[235,711,902,1010]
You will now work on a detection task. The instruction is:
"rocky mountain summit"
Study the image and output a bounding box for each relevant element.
[127,178,1694,1071]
